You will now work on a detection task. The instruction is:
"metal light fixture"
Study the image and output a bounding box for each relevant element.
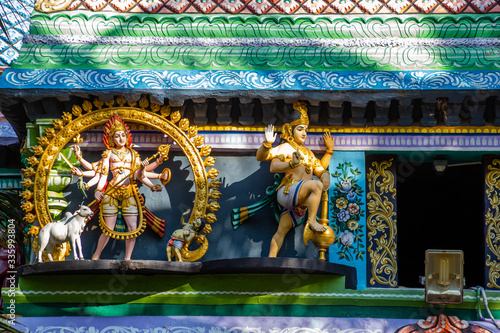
[433,158,448,174]
[424,249,464,304]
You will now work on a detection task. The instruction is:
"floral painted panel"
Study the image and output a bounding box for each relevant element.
[328,151,367,290]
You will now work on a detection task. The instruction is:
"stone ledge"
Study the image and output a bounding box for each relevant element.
[18,257,357,289]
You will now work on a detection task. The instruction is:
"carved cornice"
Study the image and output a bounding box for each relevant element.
[15,44,500,72]
[28,14,500,40]
[33,0,500,15]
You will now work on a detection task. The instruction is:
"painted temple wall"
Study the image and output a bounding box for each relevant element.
[51,154,316,261]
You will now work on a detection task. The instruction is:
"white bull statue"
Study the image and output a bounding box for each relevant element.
[37,205,94,262]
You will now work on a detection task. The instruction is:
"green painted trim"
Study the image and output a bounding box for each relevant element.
[29,13,500,40]
[7,303,500,320]
[6,275,500,309]
[13,44,500,71]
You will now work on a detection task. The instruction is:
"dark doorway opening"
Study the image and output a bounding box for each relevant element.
[397,162,484,288]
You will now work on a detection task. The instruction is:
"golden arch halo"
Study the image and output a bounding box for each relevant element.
[28,97,220,262]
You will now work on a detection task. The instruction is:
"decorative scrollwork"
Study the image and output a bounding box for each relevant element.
[29,95,220,261]
[366,158,398,287]
[35,0,72,12]
[485,159,500,289]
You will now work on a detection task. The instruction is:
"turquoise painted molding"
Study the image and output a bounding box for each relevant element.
[1,69,499,91]
[29,13,500,40]
[13,44,500,71]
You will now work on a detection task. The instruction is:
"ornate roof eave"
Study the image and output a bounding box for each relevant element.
[0,68,499,105]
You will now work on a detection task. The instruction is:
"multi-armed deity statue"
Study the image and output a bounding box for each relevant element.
[71,114,170,260]
[24,97,220,263]
[233,101,335,257]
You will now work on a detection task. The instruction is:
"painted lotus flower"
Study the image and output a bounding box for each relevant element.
[347,191,357,201]
[340,180,352,193]
[340,230,354,246]
[347,219,358,230]
[336,197,348,209]
[337,209,350,222]
[348,203,360,215]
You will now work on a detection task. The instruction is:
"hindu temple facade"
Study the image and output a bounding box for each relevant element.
[0,0,500,331]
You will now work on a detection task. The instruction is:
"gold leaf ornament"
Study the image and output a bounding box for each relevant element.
[170,111,181,123]
[209,190,221,200]
[204,213,217,223]
[139,97,149,109]
[116,96,127,107]
[179,119,189,131]
[53,119,64,130]
[27,156,40,166]
[37,136,49,147]
[188,126,198,138]
[160,106,171,118]
[82,100,93,113]
[150,103,161,113]
[194,136,204,147]
[200,145,212,157]
[22,167,36,177]
[207,168,219,179]
[21,178,33,188]
[207,201,220,212]
[28,225,40,236]
[20,190,33,200]
[62,112,72,124]
[32,145,44,156]
[209,179,221,190]
[23,213,36,223]
[204,156,216,167]
[202,224,212,233]
[72,105,83,117]
[44,128,56,139]
[21,201,34,212]
[93,98,104,110]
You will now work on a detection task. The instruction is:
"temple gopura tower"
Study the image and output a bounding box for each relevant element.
[1,0,500,330]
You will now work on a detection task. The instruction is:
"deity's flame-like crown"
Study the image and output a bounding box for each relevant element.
[103,114,132,149]
[290,101,309,126]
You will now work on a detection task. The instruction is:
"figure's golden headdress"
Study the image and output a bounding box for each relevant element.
[281,101,309,144]
[103,114,132,149]
[289,101,309,126]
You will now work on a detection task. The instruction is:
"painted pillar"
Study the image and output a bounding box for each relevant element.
[484,156,500,290]
[328,151,367,290]
[366,155,398,288]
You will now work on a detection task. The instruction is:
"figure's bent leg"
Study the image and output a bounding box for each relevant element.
[167,246,172,261]
[123,215,138,260]
[269,214,293,257]
[93,215,117,260]
[298,180,327,232]
[174,248,182,262]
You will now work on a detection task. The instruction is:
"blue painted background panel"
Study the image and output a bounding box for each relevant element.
[328,151,367,290]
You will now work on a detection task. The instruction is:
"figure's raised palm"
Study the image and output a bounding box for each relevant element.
[323,132,334,151]
[264,125,277,144]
